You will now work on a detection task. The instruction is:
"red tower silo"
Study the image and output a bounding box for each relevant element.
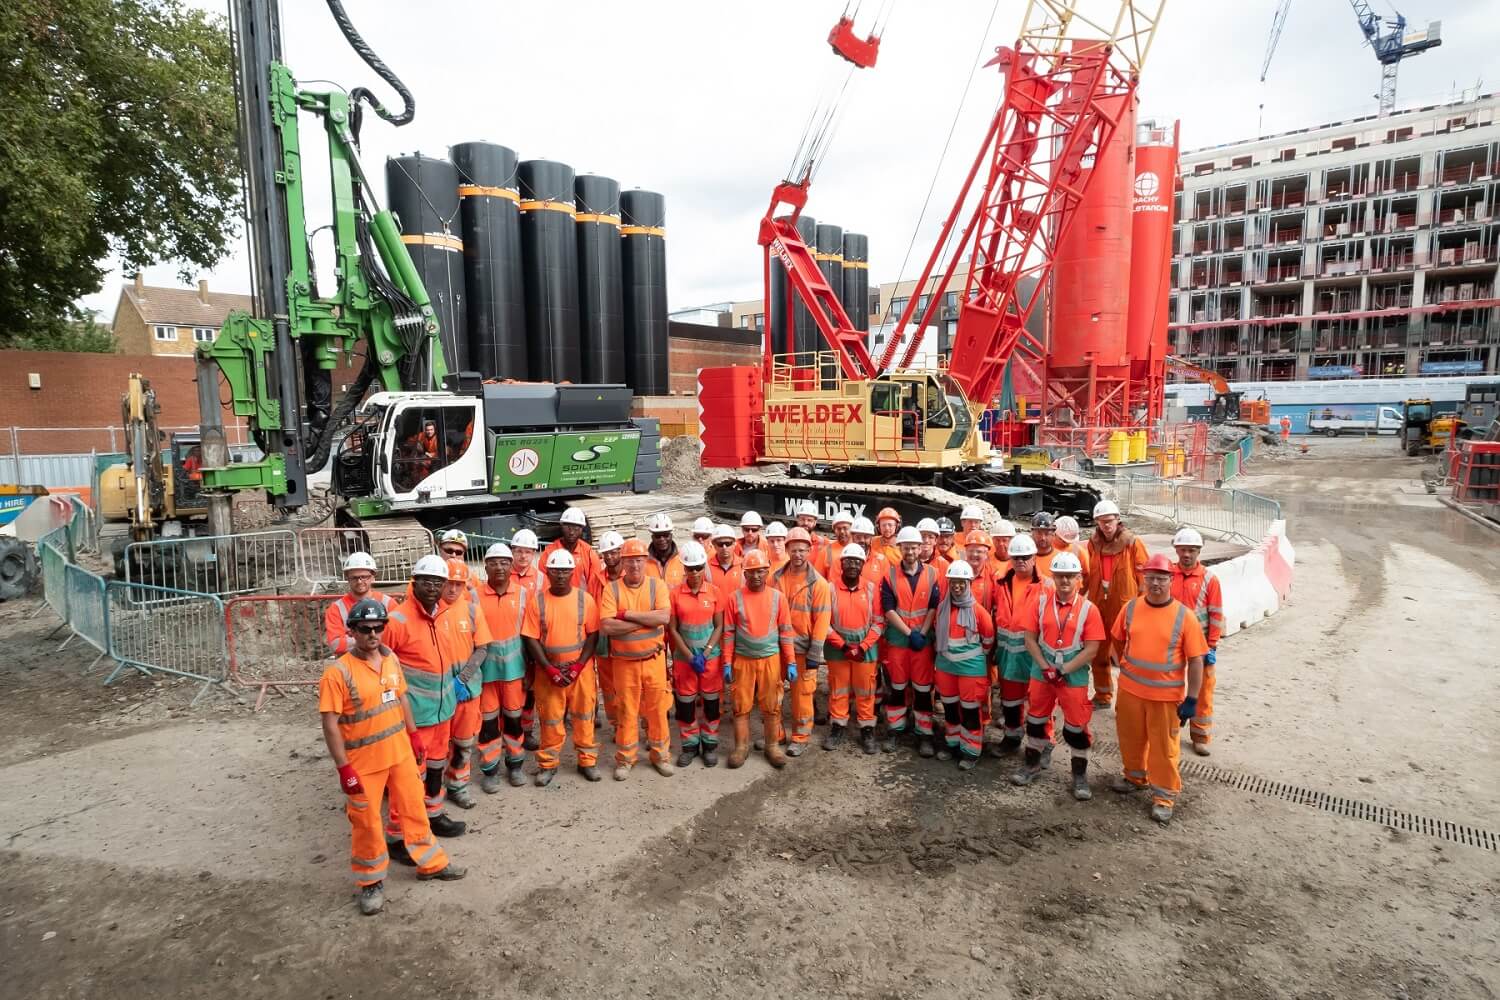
[1126,120,1180,424]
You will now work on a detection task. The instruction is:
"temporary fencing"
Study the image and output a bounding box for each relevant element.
[105,581,227,702]
[124,529,300,598]
[299,524,433,588]
[38,528,70,623]
[225,594,341,710]
[63,563,109,665]
[1111,476,1282,544]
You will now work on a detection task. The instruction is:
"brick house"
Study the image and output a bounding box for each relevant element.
[111,274,253,356]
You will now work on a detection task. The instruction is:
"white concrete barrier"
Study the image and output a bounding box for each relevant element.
[1212,519,1293,638]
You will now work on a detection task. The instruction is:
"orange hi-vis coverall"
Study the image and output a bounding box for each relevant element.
[933,595,995,759]
[669,579,724,752]
[510,563,544,735]
[600,576,672,767]
[475,578,530,775]
[880,563,942,736]
[1025,590,1106,761]
[1111,597,1209,808]
[823,576,884,729]
[995,567,1052,745]
[1171,562,1224,744]
[1085,530,1149,707]
[541,537,604,594]
[324,591,398,656]
[773,562,832,745]
[722,587,795,724]
[858,546,892,590]
[441,593,491,798]
[590,566,625,729]
[384,587,490,823]
[319,651,449,886]
[522,587,600,771]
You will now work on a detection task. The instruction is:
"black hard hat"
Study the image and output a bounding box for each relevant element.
[1031,511,1056,529]
[936,517,956,532]
[346,597,390,626]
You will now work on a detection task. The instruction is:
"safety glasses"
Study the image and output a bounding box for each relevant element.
[353,624,386,635]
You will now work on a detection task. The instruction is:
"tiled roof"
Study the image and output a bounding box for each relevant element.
[115,283,254,329]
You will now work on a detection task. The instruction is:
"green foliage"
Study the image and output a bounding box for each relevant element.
[0,1,240,344]
[5,306,117,353]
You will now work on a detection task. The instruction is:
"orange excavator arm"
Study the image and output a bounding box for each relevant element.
[1165,355,1229,395]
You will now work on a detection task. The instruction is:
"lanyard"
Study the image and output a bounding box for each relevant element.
[1050,596,1079,644]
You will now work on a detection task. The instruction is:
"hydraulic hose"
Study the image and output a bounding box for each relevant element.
[323,0,415,138]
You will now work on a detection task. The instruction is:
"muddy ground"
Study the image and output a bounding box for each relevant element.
[2,437,1498,1000]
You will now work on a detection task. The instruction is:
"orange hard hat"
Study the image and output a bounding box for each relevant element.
[620,538,649,558]
[964,529,993,549]
[742,549,770,570]
[877,507,900,523]
[445,557,470,582]
[1143,553,1174,574]
[785,526,812,545]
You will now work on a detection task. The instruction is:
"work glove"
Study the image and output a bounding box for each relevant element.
[561,661,583,687]
[616,608,629,621]
[408,731,425,764]
[453,673,474,704]
[1205,648,1217,667]
[845,642,862,661]
[786,660,799,683]
[545,662,567,687]
[1042,666,1061,684]
[1177,696,1198,724]
[691,651,707,675]
[723,661,734,685]
[907,629,927,652]
[336,763,364,796]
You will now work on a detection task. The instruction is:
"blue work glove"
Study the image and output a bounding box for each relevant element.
[453,673,474,703]
[691,651,707,675]
[786,660,799,682]
[723,661,734,685]
[1177,696,1198,724]
[1205,648,1217,667]
[907,629,927,652]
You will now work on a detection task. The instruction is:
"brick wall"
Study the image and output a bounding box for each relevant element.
[112,292,150,355]
[667,321,759,396]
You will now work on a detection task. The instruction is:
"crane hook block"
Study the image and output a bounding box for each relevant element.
[828,16,880,69]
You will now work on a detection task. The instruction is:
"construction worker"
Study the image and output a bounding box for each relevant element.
[472,542,531,791]
[440,557,489,809]
[722,549,796,769]
[599,538,674,779]
[324,552,396,655]
[932,561,996,769]
[510,528,543,750]
[1169,527,1223,756]
[917,517,950,575]
[1279,414,1292,442]
[793,500,826,563]
[1084,499,1149,710]
[937,517,959,562]
[319,598,464,915]
[690,516,716,551]
[1030,512,1060,579]
[822,543,883,753]
[437,528,469,563]
[773,527,831,756]
[962,531,999,614]
[521,548,601,785]
[993,532,1051,758]
[812,509,855,577]
[989,520,1016,575]
[669,541,724,767]
[542,507,604,594]
[850,516,891,587]
[644,511,686,587]
[1110,553,1208,824]
[1053,516,1092,577]
[592,530,626,731]
[765,520,789,569]
[706,523,743,596]
[1014,551,1104,799]
[382,555,487,839]
[880,525,942,755]
[735,510,769,558]
[872,507,902,565]
[958,505,986,547]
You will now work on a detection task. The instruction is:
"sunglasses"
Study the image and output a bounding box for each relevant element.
[714,540,734,547]
[353,624,386,635]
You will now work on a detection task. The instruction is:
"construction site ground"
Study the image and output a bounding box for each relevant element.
[2,436,1497,1000]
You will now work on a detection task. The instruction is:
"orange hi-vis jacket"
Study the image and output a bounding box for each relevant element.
[511,562,544,598]
[644,549,686,589]
[772,562,832,665]
[318,650,412,772]
[705,555,744,598]
[858,546,892,590]
[669,579,722,667]
[599,576,670,663]
[825,575,884,661]
[968,568,999,618]
[722,586,795,664]
[541,538,604,593]
[871,536,902,567]
[733,535,769,559]
[811,535,853,577]
[590,566,624,602]
[1111,597,1209,702]
[385,585,492,727]
[324,590,398,655]
[1170,562,1225,648]
[522,586,600,667]
[476,578,529,684]
[995,567,1051,634]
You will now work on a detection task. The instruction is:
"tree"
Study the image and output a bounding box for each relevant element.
[0,1,240,347]
[5,306,117,353]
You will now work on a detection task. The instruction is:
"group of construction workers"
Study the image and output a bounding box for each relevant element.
[318,499,1224,913]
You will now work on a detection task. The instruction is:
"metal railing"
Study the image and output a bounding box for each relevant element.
[1113,476,1281,543]
[106,581,227,702]
[299,525,434,589]
[124,529,300,598]
[225,594,340,710]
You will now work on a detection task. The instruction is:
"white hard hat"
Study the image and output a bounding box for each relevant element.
[712,523,737,541]
[739,510,764,528]
[1173,527,1204,548]
[1007,534,1038,558]
[342,551,377,573]
[831,509,855,527]
[851,516,875,535]
[991,519,1016,538]
[597,530,625,554]
[691,516,715,535]
[895,526,923,545]
[484,542,513,560]
[510,529,539,550]
[960,505,985,522]
[647,512,674,533]
[766,521,788,538]
[438,528,468,546]
[560,507,588,527]
[1054,515,1081,543]
[545,548,576,570]
[840,543,867,561]
[680,540,708,567]
[946,560,975,580]
[1050,551,1083,574]
[412,554,449,578]
[916,518,940,535]
[797,500,819,517]
[1093,499,1121,518]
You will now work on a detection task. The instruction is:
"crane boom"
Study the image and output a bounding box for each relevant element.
[1348,1,1442,115]
[1260,0,1293,82]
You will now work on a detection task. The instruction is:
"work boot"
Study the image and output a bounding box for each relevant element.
[1191,739,1211,757]
[613,764,630,782]
[1071,758,1092,801]
[814,704,829,727]
[763,716,788,769]
[386,839,416,867]
[753,737,765,752]
[653,758,676,777]
[1110,777,1144,795]
[429,813,467,838]
[917,735,936,759]
[358,882,385,916]
[417,863,468,881]
[701,743,719,767]
[786,741,806,758]
[1040,744,1054,770]
[524,730,539,752]
[677,744,698,769]
[447,784,476,810]
[882,729,903,754]
[534,768,555,788]
[957,753,978,772]
[506,763,527,787]
[823,725,846,751]
[1092,697,1112,711]
[990,734,1022,758]
[1011,749,1043,786]
[578,764,601,782]
[1151,802,1174,825]
[480,769,506,795]
[936,743,955,762]
[859,727,878,755]
[727,718,751,769]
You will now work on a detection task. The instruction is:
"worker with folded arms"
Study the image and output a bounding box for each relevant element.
[773,527,831,756]
[765,520,790,570]
[1110,554,1209,824]
[812,509,856,577]
[668,541,724,767]
[933,561,996,770]
[439,557,492,810]
[643,512,686,587]
[1084,499,1149,710]
[320,598,465,916]
[599,539,675,779]
[872,507,903,565]
[521,548,602,785]
[324,552,396,655]
[509,528,543,750]
[822,543,884,754]
[735,510,769,558]
[542,507,604,594]
[1169,528,1224,756]
[706,523,744,597]
[474,542,531,791]
[1015,551,1104,799]
[722,549,796,769]
[880,525,942,756]
[591,531,626,731]
[993,533,1051,758]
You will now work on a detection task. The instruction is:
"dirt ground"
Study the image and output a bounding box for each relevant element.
[2,436,1498,1000]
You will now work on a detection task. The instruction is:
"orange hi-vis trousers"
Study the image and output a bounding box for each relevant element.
[347,761,449,886]
[827,655,877,727]
[731,655,783,718]
[444,698,481,795]
[597,656,619,731]
[1191,664,1215,744]
[1115,689,1183,808]
[534,666,599,770]
[881,645,936,736]
[613,652,671,767]
[672,655,725,749]
[478,678,526,774]
[385,716,451,840]
[787,655,820,744]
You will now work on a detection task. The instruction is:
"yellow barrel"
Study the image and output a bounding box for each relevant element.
[1128,429,1148,463]
[1169,445,1186,477]
[1107,430,1130,466]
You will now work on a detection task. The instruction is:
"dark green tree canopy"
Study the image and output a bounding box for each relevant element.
[0,1,240,347]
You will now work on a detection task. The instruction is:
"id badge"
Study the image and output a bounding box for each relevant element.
[381,688,397,704]
[1054,651,1065,666]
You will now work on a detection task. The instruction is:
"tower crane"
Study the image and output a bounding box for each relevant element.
[1348,1,1442,115]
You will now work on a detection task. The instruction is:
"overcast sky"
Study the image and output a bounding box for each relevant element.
[81,0,1499,321]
